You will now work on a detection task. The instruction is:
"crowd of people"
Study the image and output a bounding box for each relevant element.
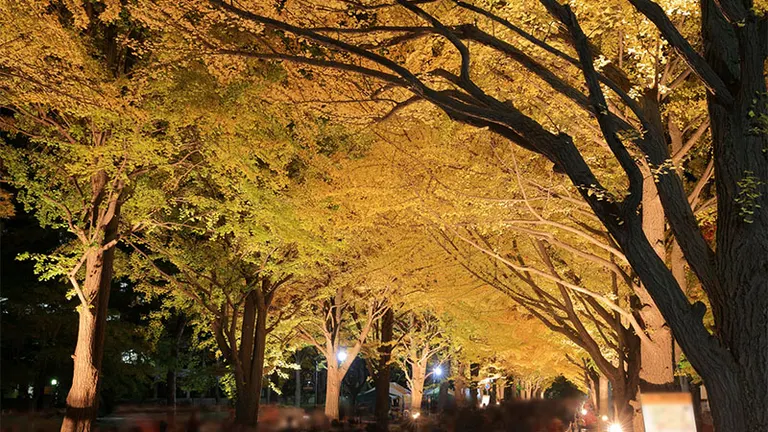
[1,399,582,432]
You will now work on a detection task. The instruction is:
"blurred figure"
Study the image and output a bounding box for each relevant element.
[185,408,201,432]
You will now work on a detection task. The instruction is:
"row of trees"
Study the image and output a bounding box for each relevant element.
[167,0,764,429]
[4,0,767,430]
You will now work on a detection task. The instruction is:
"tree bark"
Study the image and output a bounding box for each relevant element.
[166,314,185,407]
[638,167,676,393]
[495,378,505,403]
[60,192,121,432]
[437,381,448,411]
[701,4,768,429]
[166,370,177,407]
[409,364,425,413]
[295,368,302,407]
[375,308,393,432]
[324,367,342,420]
[453,360,466,407]
[468,363,479,406]
[598,374,609,421]
[60,255,113,432]
[229,289,272,427]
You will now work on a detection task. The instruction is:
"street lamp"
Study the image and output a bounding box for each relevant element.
[337,350,348,363]
[608,424,623,432]
[50,379,58,386]
[433,366,443,377]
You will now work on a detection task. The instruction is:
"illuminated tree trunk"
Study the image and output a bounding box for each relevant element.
[324,366,342,420]
[453,360,466,407]
[375,308,393,432]
[212,281,279,427]
[295,367,301,407]
[61,283,110,432]
[495,378,505,403]
[409,364,425,413]
[638,172,676,392]
[61,173,121,432]
[597,374,609,421]
[232,293,269,426]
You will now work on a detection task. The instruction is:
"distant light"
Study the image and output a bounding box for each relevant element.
[50,379,58,386]
[433,366,443,377]
[601,415,609,421]
[337,350,348,362]
[412,412,420,419]
[581,408,588,415]
[608,423,622,432]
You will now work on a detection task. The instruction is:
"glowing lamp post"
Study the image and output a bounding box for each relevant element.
[433,366,443,378]
[336,350,348,363]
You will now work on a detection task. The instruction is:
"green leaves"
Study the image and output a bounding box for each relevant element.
[735,171,764,224]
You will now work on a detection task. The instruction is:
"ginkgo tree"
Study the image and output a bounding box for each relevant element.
[297,267,390,420]
[0,2,203,430]
[395,311,449,414]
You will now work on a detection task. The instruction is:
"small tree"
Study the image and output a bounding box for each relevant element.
[299,276,389,420]
[395,312,448,414]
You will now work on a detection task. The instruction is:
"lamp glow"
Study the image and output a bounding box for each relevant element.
[412,412,420,419]
[601,415,609,421]
[433,366,443,377]
[581,408,588,415]
[50,379,58,386]
[607,423,622,432]
[337,350,348,362]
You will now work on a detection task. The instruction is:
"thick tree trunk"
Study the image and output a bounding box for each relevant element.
[495,378,505,403]
[375,308,393,432]
[437,381,448,411]
[639,171,676,392]
[235,384,258,426]
[409,365,425,413]
[597,374,609,421]
[295,368,301,407]
[231,294,270,427]
[250,311,268,414]
[166,315,185,407]
[60,257,112,432]
[610,378,638,428]
[453,360,466,407]
[643,3,768,431]
[469,386,478,406]
[166,370,177,406]
[61,196,120,432]
[324,367,341,420]
[468,363,479,406]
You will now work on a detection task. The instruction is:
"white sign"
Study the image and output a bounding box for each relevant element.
[640,393,697,432]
